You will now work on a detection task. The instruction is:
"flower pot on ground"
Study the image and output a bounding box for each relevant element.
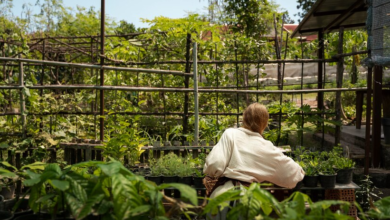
[382,118,390,144]
[303,175,319,187]
[0,211,13,220]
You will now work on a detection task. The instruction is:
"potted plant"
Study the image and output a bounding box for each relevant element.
[162,153,180,183]
[177,162,193,186]
[334,157,355,184]
[318,160,337,188]
[147,158,163,185]
[302,163,319,188]
[193,169,205,188]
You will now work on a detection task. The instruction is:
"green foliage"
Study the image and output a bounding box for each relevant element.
[295,0,315,22]
[100,117,146,166]
[366,196,390,219]
[355,175,383,212]
[23,159,197,219]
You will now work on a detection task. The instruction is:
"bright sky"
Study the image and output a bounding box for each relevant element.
[10,0,301,27]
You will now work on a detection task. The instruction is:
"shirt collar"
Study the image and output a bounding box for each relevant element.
[238,127,263,138]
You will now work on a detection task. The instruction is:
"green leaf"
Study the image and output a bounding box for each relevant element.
[0,168,17,178]
[158,183,198,206]
[36,194,55,203]
[77,194,105,219]
[23,87,31,97]
[129,205,152,216]
[202,190,242,215]
[1,161,17,171]
[50,179,69,191]
[21,162,46,171]
[98,161,122,176]
[65,192,83,217]
[0,142,9,148]
[45,163,62,175]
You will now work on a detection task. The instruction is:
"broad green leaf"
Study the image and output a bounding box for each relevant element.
[130,205,152,216]
[65,193,83,218]
[0,168,17,178]
[50,179,69,191]
[45,163,62,175]
[1,161,17,171]
[202,190,242,215]
[36,194,55,203]
[21,162,46,171]
[98,161,122,176]
[77,194,105,219]
[158,183,198,206]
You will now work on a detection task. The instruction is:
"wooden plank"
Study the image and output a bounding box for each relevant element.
[70,149,76,164]
[85,147,91,161]
[77,149,82,163]
[355,91,364,129]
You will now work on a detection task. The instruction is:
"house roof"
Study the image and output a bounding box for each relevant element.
[291,0,368,38]
[284,24,317,41]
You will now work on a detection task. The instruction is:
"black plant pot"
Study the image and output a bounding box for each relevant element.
[336,168,353,184]
[179,176,193,186]
[319,174,336,188]
[0,211,13,220]
[146,176,162,185]
[193,177,204,188]
[293,180,304,190]
[303,175,319,187]
[0,185,15,200]
[4,198,32,218]
[163,176,178,184]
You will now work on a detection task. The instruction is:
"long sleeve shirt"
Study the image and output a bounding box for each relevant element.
[203,127,304,189]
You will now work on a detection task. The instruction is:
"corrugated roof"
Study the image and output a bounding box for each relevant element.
[291,0,368,38]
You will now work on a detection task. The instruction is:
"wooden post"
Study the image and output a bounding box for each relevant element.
[335,27,344,145]
[99,0,105,141]
[317,31,324,115]
[183,33,191,135]
[364,66,372,175]
[372,65,382,167]
[356,91,363,129]
[19,56,26,138]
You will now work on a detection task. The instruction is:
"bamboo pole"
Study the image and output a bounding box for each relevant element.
[0,111,336,116]
[0,85,368,94]
[0,57,192,76]
[193,42,199,145]
[335,27,344,145]
[100,0,105,142]
[18,56,26,138]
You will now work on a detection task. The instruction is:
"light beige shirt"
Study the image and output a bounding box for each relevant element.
[204,127,305,191]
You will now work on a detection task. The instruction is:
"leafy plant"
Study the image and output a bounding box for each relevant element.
[356,175,383,212]
[333,157,356,170]
[366,196,390,219]
[23,159,198,219]
[318,160,336,175]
